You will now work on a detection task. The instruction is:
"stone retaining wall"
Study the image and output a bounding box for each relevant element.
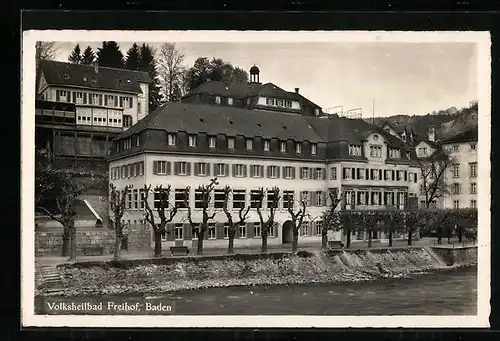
[431,246,478,266]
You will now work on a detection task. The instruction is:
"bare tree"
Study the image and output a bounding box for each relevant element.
[157,42,186,102]
[108,184,132,260]
[36,41,58,62]
[380,209,405,247]
[419,150,454,208]
[142,185,178,257]
[184,178,219,255]
[319,189,343,249]
[286,194,307,252]
[256,187,280,253]
[222,186,250,254]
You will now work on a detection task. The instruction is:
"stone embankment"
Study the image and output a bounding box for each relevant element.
[36,246,477,297]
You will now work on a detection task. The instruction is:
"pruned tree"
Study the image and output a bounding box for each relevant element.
[362,211,384,248]
[158,42,186,102]
[108,183,132,260]
[222,185,250,254]
[141,184,178,257]
[286,193,307,252]
[340,211,358,249]
[419,150,454,208]
[68,44,82,64]
[381,209,405,247]
[35,158,84,260]
[454,208,478,243]
[185,178,219,255]
[402,209,429,246]
[256,187,280,253]
[319,188,343,249]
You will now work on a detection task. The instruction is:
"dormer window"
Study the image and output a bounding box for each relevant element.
[188,135,197,147]
[266,98,275,106]
[280,141,287,152]
[215,96,221,104]
[348,144,362,156]
[315,109,320,116]
[264,139,270,151]
[311,143,317,155]
[209,136,216,148]
[167,133,176,146]
[136,135,140,147]
[388,148,401,159]
[228,137,235,149]
[295,142,302,154]
[276,99,284,107]
[369,145,382,158]
[246,138,253,150]
[63,74,70,80]
[228,98,233,106]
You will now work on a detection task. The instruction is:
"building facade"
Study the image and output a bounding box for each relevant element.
[108,66,422,250]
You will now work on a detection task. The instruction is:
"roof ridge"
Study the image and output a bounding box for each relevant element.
[44,59,149,75]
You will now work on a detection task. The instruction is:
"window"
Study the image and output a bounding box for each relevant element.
[276,99,284,107]
[138,102,141,114]
[284,166,294,179]
[301,167,311,179]
[194,162,208,176]
[214,189,225,209]
[315,168,323,180]
[372,169,380,181]
[122,97,130,108]
[452,183,461,195]
[357,168,365,180]
[239,224,247,238]
[157,161,167,174]
[139,189,145,210]
[370,145,382,158]
[301,221,310,236]
[349,145,362,156]
[330,167,337,180]
[268,222,275,237]
[284,100,292,108]
[208,223,216,239]
[266,98,275,106]
[418,147,428,157]
[189,135,197,147]
[91,93,99,104]
[342,167,352,180]
[174,223,183,240]
[389,148,401,158]
[209,136,216,148]
[453,200,460,209]
[178,161,187,175]
[470,143,477,150]
[233,164,245,177]
[194,189,205,209]
[315,191,325,207]
[168,133,176,146]
[223,223,230,239]
[228,137,235,149]
[452,164,460,178]
[470,182,477,194]
[175,188,188,208]
[263,140,270,151]
[267,190,278,209]
[471,200,477,208]
[406,152,411,160]
[250,165,263,178]
[228,98,233,105]
[311,143,317,155]
[133,189,139,209]
[268,165,278,178]
[127,189,132,209]
[371,191,381,205]
[246,138,253,150]
[253,222,261,238]
[124,138,132,150]
[232,190,246,209]
[280,141,287,152]
[315,221,323,236]
[470,162,477,177]
[215,96,221,104]
[283,190,294,209]
[301,191,310,206]
[296,142,302,154]
[452,145,459,152]
[344,191,353,206]
[136,135,140,147]
[250,190,262,208]
[214,163,227,176]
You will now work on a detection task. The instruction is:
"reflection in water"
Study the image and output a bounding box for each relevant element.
[162,267,477,315]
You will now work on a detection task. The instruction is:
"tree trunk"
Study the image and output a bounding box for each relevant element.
[197,229,204,255]
[321,230,328,250]
[228,229,235,254]
[261,232,268,253]
[68,226,77,261]
[367,229,372,248]
[62,225,70,257]
[346,230,351,249]
[458,226,463,243]
[154,230,162,257]
[292,227,299,252]
[437,236,442,245]
[388,230,393,247]
[407,229,413,246]
[114,236,122,260]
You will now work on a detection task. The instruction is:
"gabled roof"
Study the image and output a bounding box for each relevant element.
[39,60,151,94]
[440,129,478,144]
[119,102,323,142]
[413,136,440,149]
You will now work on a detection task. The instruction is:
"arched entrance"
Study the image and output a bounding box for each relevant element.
[282,220,294,244]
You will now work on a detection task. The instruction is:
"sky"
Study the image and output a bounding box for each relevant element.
[53,41,478,118]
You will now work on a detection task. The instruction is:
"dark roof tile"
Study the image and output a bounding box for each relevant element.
[440,129,478,144]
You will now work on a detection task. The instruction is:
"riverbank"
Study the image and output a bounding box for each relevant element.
[36,247,477,297]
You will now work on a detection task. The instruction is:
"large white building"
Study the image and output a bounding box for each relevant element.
[109,66,422,250]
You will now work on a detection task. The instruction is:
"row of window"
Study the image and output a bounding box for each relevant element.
[77,115,133,128]
[341,167,418,183]
[349,144,409,159]
[449,182,477,195]
[451,162,478,178]
[453,200,477,209]
[110,161,144,180]
[343,190,407,207]
[166,133,318,155]
[266,98,294,108]
[56,90,136,110]
[448,143,477,153]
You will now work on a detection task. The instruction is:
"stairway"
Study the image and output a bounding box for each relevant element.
[40,265,65,294]
[423,247,448,267]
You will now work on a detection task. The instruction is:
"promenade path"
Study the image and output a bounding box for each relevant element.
[36,237,475,267]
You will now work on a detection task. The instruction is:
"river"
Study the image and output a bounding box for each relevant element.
[36,266,477,315]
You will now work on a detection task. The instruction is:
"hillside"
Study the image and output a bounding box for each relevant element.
[367,102,478,141]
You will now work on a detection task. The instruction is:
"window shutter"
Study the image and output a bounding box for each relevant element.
[260,165,264,177]
[99,94,103,106]
[282,166,286,178]
[292,166,296,179]
[235,224,240,238]
[308,192,313,207]
[276,166,280,178]
[213,163,217,176]
[247,222,254,238]
[308,168,313,179]
[183,223,192,240]
[322,169,326,180]
[370,169,374,180]
[322,191,326,206]
[114,96,118,107]
[174,162,179,175]
[266,166,271,178]
[342,168,346,179]
[166,223,175,241]
[89,94,93,105]
[83,93,87,104]
[56,90,60,101]
[104,95,108,106]
[308,222,313,236]
[72,92,76,103]
[274,222,279,237]
[166,162,171,175]
[414,173,417,183]
[366,192,370,205]
[365,169,369,179]
[206,163,211,176]
[195,162,200,176]
[404,171,408,181]
[153,161,158,175]
[351,168,356,180]
[312,169,318,180]
[186,162,191,175]
[232,164,236,177]
[120,97,123,107]
[243,165,247,177]
[300,167,304,179]
[129,97,133,108]
[250,165,254,177]
[224,164,229,177]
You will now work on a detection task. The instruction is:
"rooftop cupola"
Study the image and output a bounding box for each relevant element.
[249,64,260,84]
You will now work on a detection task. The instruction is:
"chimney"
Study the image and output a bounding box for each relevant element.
[428,125,435,142]
[94,61,99,74]
[295,88,299,94]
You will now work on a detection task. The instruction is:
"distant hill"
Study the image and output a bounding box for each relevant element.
[366,102,478,141]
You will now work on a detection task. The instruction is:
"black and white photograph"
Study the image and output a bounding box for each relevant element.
[21,30,490,328]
